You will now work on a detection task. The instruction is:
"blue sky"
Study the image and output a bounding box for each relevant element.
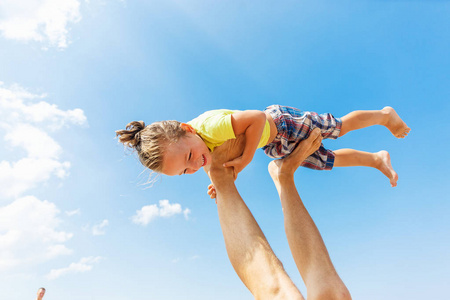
[0,1,449,299]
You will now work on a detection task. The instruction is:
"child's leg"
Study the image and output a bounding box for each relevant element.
[339,107,410,138]
[334,149,398,187]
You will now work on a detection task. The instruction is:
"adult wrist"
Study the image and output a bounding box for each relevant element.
[209,166,234,186]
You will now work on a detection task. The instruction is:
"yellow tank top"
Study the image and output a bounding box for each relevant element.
[187,109,271,152]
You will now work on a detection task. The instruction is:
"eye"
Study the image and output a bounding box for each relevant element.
[182,151,192,175]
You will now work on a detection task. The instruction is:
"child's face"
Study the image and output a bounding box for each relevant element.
[161,132,212,176]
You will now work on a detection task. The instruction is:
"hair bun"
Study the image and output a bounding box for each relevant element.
[116,121,146,148]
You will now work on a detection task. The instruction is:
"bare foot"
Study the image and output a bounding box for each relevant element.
[382,106,411,138]
[375,150,398,187]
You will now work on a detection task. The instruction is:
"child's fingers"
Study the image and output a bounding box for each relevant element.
[207,190,216,199]
[207,184,217,199]
[233,170,238,180]
[223,162,240,180]
[223,160,236,168]
[223,156,243,168]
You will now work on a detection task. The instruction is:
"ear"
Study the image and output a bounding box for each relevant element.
[180,123,196,133]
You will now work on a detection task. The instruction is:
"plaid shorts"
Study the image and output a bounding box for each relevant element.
[262,105,342,170]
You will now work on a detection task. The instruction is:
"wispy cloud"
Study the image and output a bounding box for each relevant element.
[171,255,200,264]
[92,219,109,236]
[46,256,103,280]
[0,0,82,49]
[171,258,181,264]
[183,208,191,220]
[65,209,81,217]
[132,200,191,226]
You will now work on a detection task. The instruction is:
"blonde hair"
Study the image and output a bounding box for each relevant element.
[116,120,186,173]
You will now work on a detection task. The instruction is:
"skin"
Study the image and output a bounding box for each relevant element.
[206,106,410,196]
[267,135,351,300]
[160,110,275,177]
[334,106,410,187]
[162,106,410,187]
[36,288,45,300]
[206,130,351,299]
[161,126,212,176]
[223,110,270,175]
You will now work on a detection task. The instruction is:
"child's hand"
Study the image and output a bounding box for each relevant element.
[222,156,250,178]
[207,183,217,204]
[207,183,216,199]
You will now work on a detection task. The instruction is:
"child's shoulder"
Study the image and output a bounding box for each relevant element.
[200,108,237,117]
[190,109,239,122]
[188,109,241,132]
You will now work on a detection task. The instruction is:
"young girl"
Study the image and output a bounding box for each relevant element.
[116,105,410,187]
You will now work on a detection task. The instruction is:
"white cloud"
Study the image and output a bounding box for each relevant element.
[0,83,86,199]
[171,258,181,264]
[65,209,80,216]
[5,124,62,158]
[132,200,190,226]
[92,219,109,236]
[46,256,103,280]
[159,199,182,217]
[0,83,87,129]
[0,82,87,274]
[0,156,71,199]
[0,0,82,49]
[0,196,73,270]
[132,204,159,225]
[183,208,191,220]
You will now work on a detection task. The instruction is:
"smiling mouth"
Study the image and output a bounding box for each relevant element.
[201,154,206,166]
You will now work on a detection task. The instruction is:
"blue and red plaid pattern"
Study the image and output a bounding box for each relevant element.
[262,105,342,170]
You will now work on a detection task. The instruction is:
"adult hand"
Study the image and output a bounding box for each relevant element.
[297,128,323,159]
[204,135,246,183]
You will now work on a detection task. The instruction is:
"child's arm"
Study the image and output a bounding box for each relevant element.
[222,110,266,176]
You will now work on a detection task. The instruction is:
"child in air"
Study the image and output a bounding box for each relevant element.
[116,105,410,187]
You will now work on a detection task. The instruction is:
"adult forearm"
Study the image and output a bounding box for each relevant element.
[214,173,300,299]
[209,136,302,299]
